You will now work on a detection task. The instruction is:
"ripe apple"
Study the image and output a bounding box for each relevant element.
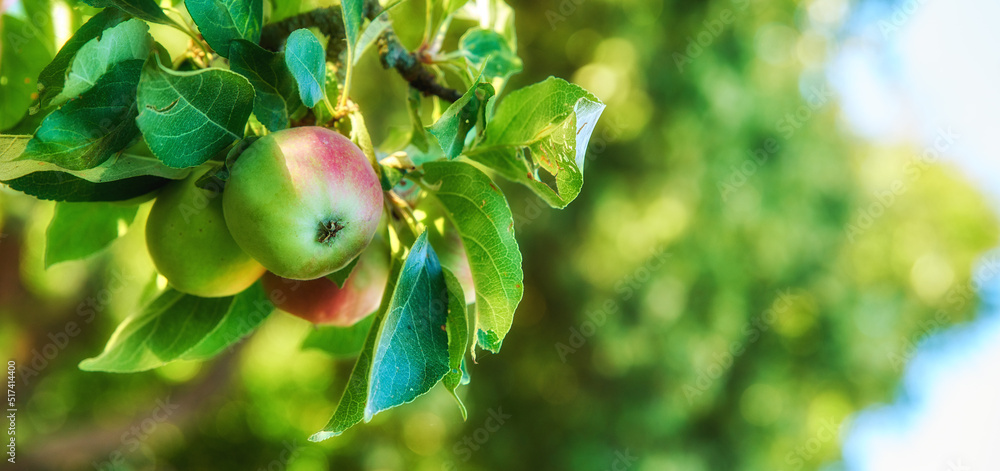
[262,237,389,325]
[145,168,266,297]
[223,127,384,280]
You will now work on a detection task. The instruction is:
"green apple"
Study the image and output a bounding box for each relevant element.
[261,237,389,325]
[223,127,384,280]
[146,167,266,297]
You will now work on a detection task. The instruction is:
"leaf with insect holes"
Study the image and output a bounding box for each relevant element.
[57,19,152,104]
[420,160,522,355]
[427,79,495,159]
[45,202,138,267]
[79,283,273,372]
[466,76,605,208]
[136,56,254,168]
[19,60,144,171]
[229,40,300,132]
[35,8,129,109]
[82,0,173,25]
[186,0,263,58]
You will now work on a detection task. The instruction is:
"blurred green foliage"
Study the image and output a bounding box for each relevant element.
[1,0,997,470]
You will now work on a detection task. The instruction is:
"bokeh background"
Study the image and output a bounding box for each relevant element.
[2,0,999,470]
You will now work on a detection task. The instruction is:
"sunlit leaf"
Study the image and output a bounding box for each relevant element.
[420,160,522,354]
[136,56,254,168]
[44,201,138,267]
[79,283,273,372]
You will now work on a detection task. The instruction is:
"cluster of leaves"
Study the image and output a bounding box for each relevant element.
[0,0,604,438]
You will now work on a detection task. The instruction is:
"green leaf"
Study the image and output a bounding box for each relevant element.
[36,8,129,110]
[180,283,273,359]
[311,255,403,441]
[19,59,144,171]
[352,3,401,66]
[443,0,470,16]
[79,283,273,372]
[365,231,450,421]
[1,150,190,185]
[459,28,522,81]
[2,135,191,184]
[58,19,152,103]
[136,57,255,168]
[283,29,327,108]
[228,39,300,132]
[82,0,173,25]
[45,202,138,267]
[0,14,55,130]
[420,160,522,354]
[186,0,263,58]
[442,266,470,418]
[312,64,341,124]
[466,77,605,208]
[3,172,169,202]
[340,0,364,52]
[301,315,375,358]
[427,80,494,159]
[348,110,377,167]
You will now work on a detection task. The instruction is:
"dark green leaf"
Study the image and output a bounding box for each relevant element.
[459,28,522,81]
[341,0,364,52]
[467,76,605,208]
[283,29,327,108]
[36,8,129,109]
[2,135,191,182]
[82,0,173,25]
[186,0,263,58]
[301,315,375,358]
[20,59,144,171]
[136,57,254,168]
[442,266,470,418]
[427,80,494,159]
[310,255,403,441]
[228,39,300,132]
[420,160,522,354]
[0,14,55,130]
[45,202,138,267]
[180,283,273,359]
[365,231,450,420]
[3,172,169,202]
[58,18,152,103]
[79,283,273,372]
